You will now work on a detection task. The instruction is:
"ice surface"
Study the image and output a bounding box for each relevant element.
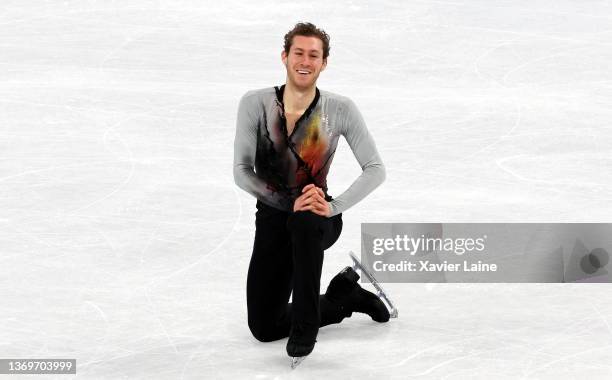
[1,0,612,378]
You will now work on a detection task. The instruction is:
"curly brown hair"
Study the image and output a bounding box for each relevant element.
[283,22,330,60]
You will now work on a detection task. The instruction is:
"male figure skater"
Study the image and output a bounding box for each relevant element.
[233,22,389,366]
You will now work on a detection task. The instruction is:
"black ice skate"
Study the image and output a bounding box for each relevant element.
[326,265,390,322]
[287,323,318,369]
[348,251,399,319]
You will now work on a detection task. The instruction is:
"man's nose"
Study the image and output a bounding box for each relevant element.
[299,56,313,66]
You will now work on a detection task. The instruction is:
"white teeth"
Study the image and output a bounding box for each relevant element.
[297,70,310,74]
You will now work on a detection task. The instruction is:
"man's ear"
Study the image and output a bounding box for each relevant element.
[281,50,287,67]
[321,58,327,71]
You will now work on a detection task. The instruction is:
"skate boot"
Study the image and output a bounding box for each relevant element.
[287,323,318,369]
[325,266,391,322]
[348,251,398,318]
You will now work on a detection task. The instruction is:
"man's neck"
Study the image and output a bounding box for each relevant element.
[283,81,316,114]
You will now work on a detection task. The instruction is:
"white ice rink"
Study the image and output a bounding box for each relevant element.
[2,1,612,378]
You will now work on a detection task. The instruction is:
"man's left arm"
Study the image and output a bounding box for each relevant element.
[327,98,386,217]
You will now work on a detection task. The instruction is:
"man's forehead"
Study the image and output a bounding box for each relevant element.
[291,35,323,52]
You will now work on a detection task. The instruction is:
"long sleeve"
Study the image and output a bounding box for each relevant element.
[233,92,288,210]
[328,98,386,216]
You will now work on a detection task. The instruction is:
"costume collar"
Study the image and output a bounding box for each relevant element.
[274,84,320,120]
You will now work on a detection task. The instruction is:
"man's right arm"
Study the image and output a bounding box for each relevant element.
[233,92,287,210]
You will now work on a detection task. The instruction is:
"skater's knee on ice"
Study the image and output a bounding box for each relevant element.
[248,321,281,343]
[287,211,323,235]
[250,330,277,343]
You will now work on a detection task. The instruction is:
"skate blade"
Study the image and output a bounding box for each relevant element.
[291,356,306,369]
[349,251,399,318]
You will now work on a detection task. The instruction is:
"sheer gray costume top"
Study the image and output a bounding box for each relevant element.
[233,85,385,217]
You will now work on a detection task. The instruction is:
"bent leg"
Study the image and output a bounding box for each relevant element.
[246,205,346,343]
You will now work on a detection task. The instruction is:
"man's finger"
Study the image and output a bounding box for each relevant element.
[314,191,327,202]
[303,197,319,205]
[293,197,307,212]
[301,195,323,208]
[299,185,326,200]
[314,199,330,216]
[296,188,316,201]
[302,184,315,193]
[294,201,327,216]
[302,184,325,198]
[308,186,325,198]
[295,203,313,212]
[300,190,320,202]
[299,196,317,208]
[294,186,327,213]
[310,204,326,216]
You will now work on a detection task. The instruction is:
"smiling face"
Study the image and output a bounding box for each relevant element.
[282,35,327,91]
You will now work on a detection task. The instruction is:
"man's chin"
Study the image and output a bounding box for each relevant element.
[289,77,317,91]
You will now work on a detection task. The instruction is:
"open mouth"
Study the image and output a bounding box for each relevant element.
[296,70,311,76]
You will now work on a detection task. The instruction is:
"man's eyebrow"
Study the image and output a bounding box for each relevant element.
[293,48,321,54]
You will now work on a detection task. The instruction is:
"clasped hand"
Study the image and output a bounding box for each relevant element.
[292,184,331,217]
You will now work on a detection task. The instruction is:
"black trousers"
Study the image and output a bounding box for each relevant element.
[247,200,345,342]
